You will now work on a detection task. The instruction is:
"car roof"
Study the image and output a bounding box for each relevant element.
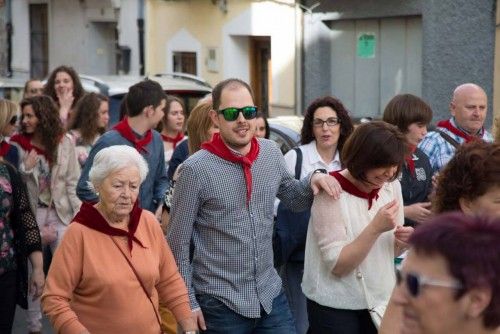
[80,73,212,97]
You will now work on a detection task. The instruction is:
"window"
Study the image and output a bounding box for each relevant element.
[173,52,197,75]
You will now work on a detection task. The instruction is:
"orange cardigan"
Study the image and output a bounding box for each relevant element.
[42,210,192,334]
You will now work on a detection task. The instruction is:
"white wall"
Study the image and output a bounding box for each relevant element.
[117,0,140,75]
[165,28,202,75]
[11,0,31,78]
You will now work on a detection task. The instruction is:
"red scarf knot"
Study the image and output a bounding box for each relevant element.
[201,133,260,204]
[10,134,52,163]
[330,170,380,209]
[113,118,152,154]
[405,145,417,177]
[436,119,484,144]
[0,140,11,157]
[161,132,184,149]
[73,202,145,252]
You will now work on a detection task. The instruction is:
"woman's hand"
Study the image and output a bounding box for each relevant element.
[371,200,399,234]
[394,225,414,256]
[178,309,203,332]
[29,267,45,300]
[57,87,74,121]
[404,202,432,223]
[24,149,39,171]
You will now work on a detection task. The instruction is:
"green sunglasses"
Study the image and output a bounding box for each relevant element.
[218,106,258,121]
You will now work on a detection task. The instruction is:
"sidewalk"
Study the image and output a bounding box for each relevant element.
[12,306,54,334]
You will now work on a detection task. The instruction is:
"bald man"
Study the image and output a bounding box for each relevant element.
[418,83,493,173]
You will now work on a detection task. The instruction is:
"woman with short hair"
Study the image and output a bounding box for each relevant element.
[303,121,413,333]
[392,212,500,334]
[42,145,198,333]
[383,94,434,226]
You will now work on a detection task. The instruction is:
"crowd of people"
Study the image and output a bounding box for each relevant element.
[0,64,499,334]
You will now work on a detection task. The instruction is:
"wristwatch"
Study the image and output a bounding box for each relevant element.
[313,168,328,175]
[183,331,199,334]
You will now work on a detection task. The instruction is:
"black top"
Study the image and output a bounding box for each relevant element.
[399,148,433,227]
[5,162,42,309]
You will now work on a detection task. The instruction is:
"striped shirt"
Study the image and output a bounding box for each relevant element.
[167,139,314,318]
[418,117,493,173]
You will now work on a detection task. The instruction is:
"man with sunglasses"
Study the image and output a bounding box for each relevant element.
[381,212,500,334]
[168,78,341,334]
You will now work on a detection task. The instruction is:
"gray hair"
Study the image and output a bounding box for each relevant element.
[88,145,149,190]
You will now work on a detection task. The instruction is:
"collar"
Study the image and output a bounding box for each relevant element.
[329,170,380,209]
[73,202,146,252]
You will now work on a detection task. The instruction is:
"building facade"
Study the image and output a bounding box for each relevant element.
[302,0,496,127]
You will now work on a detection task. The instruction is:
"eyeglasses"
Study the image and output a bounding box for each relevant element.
[9,115,17,125]
[396,268,463,298]
[218,106,258,121]
[312,117,340,128]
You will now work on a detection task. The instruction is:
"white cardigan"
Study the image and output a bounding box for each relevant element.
[302,179,404,310]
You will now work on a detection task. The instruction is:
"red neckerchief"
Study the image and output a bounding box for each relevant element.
[405,145,417,177]
[436,119,483,143]
[113,118,152,154]
[161,132,184,149]
[0,140,10,157]
[72,202,145,252]
[330,170,380,209]
[10,134,51,162]
[201,133,260,204]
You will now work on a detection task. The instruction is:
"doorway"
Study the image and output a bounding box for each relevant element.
[249,36,271,116]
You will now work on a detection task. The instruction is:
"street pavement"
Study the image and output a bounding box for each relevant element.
[12,306,54,334]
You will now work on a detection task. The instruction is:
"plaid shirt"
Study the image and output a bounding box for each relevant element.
[167,139,313,318]
[418,118,493,173]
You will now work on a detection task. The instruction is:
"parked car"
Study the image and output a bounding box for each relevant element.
[75,73,212,126]
[0,77,26,103]
[268,115,303,155]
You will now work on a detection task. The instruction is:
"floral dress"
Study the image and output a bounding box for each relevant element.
[0,163,15,276]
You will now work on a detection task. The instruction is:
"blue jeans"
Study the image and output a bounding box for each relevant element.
[197,291,296,334]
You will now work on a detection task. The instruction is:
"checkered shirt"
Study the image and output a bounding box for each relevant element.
[418,118,493,173]
[167,139,313,318]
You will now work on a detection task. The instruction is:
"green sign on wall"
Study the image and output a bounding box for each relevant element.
[357,33,376,58]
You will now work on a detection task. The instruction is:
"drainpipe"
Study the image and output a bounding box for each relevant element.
[137,0,145,75]
[5,0,12,77]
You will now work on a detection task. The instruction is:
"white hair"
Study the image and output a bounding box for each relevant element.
[88,145,149,190]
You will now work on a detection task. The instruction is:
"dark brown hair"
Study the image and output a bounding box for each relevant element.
[433,141,500,213]
[211,78,254,111]
[20,95,65,164]
[301,96,354,153]
[341,121,408,182]
[157,95,185,132]
[69,93,109,145]
[383,94,433,133]
[43,65,85,108]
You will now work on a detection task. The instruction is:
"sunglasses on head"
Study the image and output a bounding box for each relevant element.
[9,115,17,125]
[218,106,258,121]
[395,268,463,298]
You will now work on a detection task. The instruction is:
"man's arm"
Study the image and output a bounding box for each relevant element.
[167,163,202,310]
[76,138,109,203]
[153,139,169,209]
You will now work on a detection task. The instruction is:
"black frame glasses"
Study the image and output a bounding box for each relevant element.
[312,117,340,128]
[396,268,463,298]
[218,106,258,121]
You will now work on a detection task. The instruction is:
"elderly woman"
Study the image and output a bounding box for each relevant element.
[303,121,413,333]
[392,213,500,334]
[42,145,197,333]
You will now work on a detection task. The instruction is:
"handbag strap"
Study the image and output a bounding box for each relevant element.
[436,130,460,148]
[110,236,163,330]
[293,147,302,180]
